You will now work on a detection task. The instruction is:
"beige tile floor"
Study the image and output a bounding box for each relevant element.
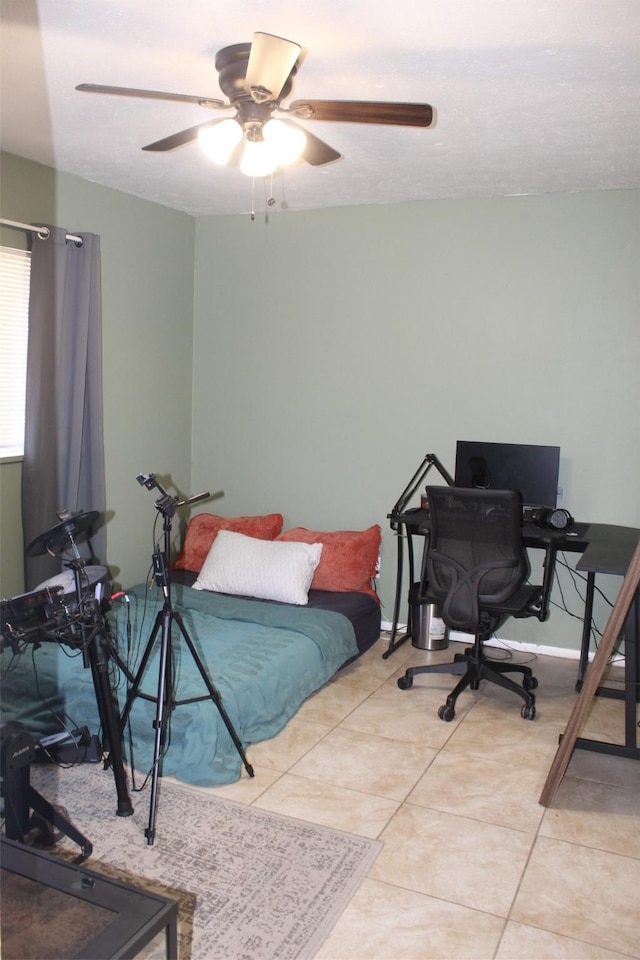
[201,636,640,960]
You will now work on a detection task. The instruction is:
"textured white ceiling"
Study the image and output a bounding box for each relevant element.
[1,0,638,217]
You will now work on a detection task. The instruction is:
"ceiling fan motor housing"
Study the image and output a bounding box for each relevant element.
[215,43,296,106]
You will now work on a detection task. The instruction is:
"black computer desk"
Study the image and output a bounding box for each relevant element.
[385,509,640,761]
[574,525,640,761]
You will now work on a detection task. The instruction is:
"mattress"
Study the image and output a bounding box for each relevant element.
[172,568,381,656]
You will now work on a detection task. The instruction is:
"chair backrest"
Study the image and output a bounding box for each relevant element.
[424,486,531,632]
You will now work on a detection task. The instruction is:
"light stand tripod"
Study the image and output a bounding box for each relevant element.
[120,475,254,845]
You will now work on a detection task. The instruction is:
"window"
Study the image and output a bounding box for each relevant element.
[0,246,30,459]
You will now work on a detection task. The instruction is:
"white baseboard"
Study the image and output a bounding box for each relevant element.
[448,630,625,665]
[380,622,624,666]
[449,631,580,660]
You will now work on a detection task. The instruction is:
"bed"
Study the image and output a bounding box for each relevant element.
[1,514,381,786]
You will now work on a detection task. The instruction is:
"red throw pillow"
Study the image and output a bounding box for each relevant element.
[174,513,284,572]
[276,525,381,600]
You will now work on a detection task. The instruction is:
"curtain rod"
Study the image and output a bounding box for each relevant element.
[0,217,83,245]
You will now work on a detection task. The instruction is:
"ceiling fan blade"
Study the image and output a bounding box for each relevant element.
[142,119,228,152]
[244,32,301,103]
[288,123,341,167]
[76,83,226,109]
[288,100,433,127]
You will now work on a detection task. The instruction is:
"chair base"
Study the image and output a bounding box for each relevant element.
[397,640,538,721]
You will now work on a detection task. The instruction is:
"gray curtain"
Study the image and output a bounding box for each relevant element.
[22,226,106,590]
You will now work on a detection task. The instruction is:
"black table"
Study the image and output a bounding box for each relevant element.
[0,836,179,959]
[383,507,584,658]
[385,509,638,658]
[574,527,640,762]
[574,523,640,685]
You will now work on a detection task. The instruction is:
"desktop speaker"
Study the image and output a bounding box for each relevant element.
[530,507,574,530]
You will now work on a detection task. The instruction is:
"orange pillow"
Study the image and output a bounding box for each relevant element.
[174,513,284,572]
[276,525,381,599]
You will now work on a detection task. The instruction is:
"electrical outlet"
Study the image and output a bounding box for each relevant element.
[375,554,381,579]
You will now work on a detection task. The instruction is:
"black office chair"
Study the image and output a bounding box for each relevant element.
[397,486,556,721]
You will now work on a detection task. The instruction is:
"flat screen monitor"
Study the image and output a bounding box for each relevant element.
[454,441,560,509]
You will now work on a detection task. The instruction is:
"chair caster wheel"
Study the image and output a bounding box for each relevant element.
[438,704,455,722]
[522,675,538,691]
[398,675,413,690]
[521,703,536,720]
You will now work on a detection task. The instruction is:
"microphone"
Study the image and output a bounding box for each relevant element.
[176,490,211,508]
[137,473,222,516]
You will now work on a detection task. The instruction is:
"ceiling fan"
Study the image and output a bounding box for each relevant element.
[76,32,434,177]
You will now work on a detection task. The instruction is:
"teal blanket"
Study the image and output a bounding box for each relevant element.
[1,584,358,786]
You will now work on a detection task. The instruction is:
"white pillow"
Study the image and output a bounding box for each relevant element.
[192,530,323,605]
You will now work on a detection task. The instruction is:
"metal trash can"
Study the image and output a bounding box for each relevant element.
[410,585,449,651]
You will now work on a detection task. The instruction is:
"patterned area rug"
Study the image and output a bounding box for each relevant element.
[24,763,381,959]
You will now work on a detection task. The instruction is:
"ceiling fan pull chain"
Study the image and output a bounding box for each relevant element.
[266,172,277,212]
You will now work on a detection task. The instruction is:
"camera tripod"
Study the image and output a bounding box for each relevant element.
[119,476,254,845]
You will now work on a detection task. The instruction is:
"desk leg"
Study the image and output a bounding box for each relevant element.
[576,572,596,691]
[573,591,640,761]
[383,525,409,659]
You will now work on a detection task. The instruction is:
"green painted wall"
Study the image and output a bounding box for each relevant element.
[0,153,195,593]
[2,149,638,655]
[192,192,639,651]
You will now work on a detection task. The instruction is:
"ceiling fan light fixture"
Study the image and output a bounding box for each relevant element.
[262,119,306,165]
[198,118,243,164]
[240,139,278,178]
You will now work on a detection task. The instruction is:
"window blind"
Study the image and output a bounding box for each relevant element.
[0,246,30,458]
